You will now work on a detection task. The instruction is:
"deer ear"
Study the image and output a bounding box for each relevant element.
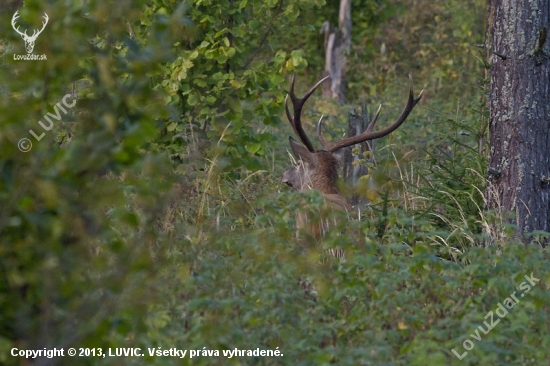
[333,149,345,163]
[289,137,315,164]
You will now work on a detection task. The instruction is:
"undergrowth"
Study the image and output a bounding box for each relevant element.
[115,89,550,365]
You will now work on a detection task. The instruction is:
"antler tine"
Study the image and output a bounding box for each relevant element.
[40,13,49,31]
[366,104,382,132]
[11,11,27,37]
[324,75,424,153]
[317,115,328,149]
[285,73,330,152]
[11,11,19,24]
[31,13,49,39]
[317,105,381,151]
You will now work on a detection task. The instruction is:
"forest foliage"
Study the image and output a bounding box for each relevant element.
[0,0,549,365]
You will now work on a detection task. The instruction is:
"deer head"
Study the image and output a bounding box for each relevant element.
[282,74,424,207]
[11,11,49,54]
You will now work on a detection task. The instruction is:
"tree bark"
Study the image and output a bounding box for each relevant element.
[485,0,550,240]
[321,0,351,103]
[0,0,22,13]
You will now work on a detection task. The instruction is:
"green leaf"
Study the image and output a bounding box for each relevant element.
[245,143,261,154]
[228,98,242,113]
[187,92,199,106]
[273,50,286,64]
[249,20,261,31]
[194,79,207,87]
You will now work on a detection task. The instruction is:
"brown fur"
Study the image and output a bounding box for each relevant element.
[295,193,352,240]
[308,151,340,195]
[283,141,353,239]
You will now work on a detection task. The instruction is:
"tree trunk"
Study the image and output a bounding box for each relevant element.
[0,0,22,13]
[485,0,550,240]
[321,0,351,103]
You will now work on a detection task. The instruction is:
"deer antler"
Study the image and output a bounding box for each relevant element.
[285,74,330,152]
[316,104,381,149]
[30,13,49,40]
[317,75,423,153]
[11,11,27,38]
[11,11,49,41]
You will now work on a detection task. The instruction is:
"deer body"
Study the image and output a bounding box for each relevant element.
[282,74,423,238]
[282,139,351,236]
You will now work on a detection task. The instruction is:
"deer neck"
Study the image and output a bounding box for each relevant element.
[301,182,351,212]
[324,193,352,211]
[308,175,340,195]
[307,151,340,195]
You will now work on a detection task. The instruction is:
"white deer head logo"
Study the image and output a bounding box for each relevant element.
[11,11,49,54]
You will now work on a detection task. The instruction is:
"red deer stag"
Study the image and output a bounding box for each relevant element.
[282,74,423,239]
